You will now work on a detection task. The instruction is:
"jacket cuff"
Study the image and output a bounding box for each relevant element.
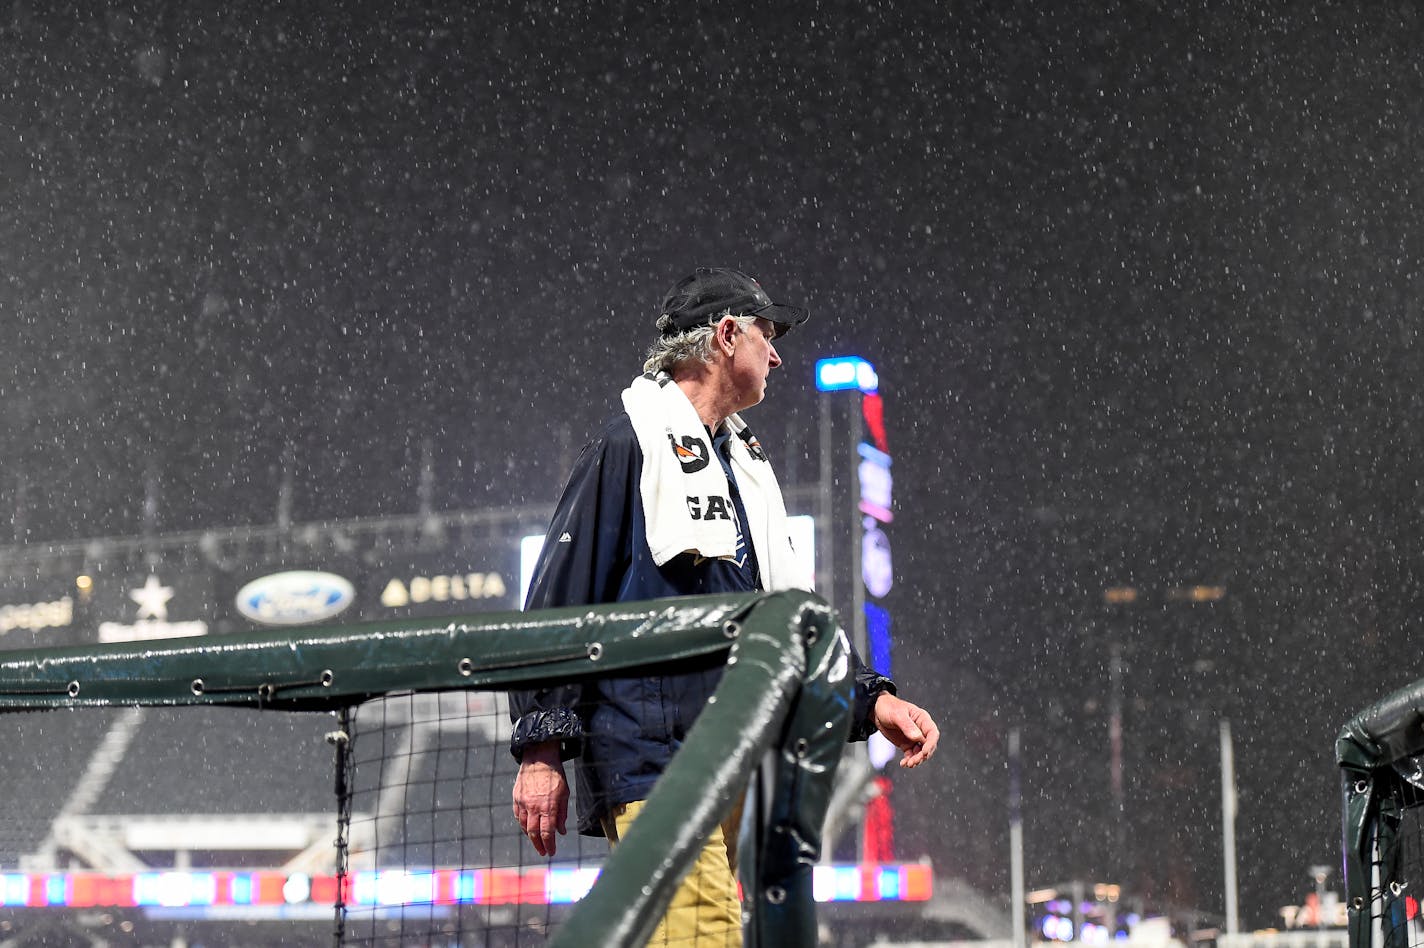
[510,707,584,762]
[848,673,898,742]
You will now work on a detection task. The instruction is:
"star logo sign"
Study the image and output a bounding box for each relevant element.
[130,575,175,621]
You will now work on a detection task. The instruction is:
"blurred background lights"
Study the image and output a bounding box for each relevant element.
[815,356,879,394]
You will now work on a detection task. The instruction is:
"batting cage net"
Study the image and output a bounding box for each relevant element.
[1339,680,1424,948]
[0,590,853,947]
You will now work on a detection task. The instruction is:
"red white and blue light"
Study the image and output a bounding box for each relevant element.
[0,863,931,913]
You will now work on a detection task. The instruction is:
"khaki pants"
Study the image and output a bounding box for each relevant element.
[601,797,744,947]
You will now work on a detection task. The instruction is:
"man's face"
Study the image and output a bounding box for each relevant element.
[728,316,783,410]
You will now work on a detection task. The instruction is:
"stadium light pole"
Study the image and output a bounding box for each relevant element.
[1010,727,1028,948]
[1221,720,1239,935]
[814,355,880,658]
[815,355,882,864]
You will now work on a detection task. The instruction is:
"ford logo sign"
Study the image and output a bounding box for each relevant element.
[235,571,355,625]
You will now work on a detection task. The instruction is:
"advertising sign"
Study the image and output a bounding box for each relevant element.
[361,546,519,621]
[219,558,360,632]
[92,571,212,644]
[0,568,88,649]
[235,570,356,626]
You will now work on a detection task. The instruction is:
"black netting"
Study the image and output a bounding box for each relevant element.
[0,686,754,947]
[1373,778,1424,948]
[335,691,601,947]
[333,688,752,948]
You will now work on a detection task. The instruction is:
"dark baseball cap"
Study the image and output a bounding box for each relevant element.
[658,267,809,338]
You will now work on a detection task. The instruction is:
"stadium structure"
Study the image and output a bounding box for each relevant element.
[0,492,1000,947]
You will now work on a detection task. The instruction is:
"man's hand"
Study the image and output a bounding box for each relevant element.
[512,740,569,856]
[871,694,940,769]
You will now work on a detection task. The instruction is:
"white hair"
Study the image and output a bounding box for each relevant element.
[642,313,758,375]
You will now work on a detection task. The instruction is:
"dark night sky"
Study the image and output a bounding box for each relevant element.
[7,0,1424,931]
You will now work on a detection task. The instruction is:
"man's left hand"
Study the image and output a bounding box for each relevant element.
[871,694,940,768]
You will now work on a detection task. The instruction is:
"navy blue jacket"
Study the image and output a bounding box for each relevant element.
[510,411,895,836]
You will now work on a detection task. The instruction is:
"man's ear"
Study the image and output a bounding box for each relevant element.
[715,316,739,356]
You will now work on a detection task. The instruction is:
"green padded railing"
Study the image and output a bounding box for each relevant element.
[0,590,853,948]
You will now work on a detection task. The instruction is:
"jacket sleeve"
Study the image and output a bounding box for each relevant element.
[508,429,637,762]
[847,645,897,742]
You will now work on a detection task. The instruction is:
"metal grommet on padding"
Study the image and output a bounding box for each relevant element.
[190,679,204,696]
[320,670,334,687]
[67,681,80,698]
[723,621,741,639]
[765,885,786,905]
[587,642,604,661]
[458,658,475,677]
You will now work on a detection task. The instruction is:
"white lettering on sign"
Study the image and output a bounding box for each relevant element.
[380,573,508,608]
[98,619,208,643]
[0,597,74,635]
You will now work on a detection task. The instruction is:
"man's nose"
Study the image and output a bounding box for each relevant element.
[768,344,782,368]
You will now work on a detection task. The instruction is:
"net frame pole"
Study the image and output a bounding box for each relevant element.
[331,706,353,947]
[743,594,855,947]
[0,594,774,711]
[547,590,852,948]
[1337,678,1424,948]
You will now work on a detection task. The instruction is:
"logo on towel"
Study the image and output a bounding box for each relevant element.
[688,495,750,570]
[686,495,734,521]
[740,431,768,462]
[668,434,711,473]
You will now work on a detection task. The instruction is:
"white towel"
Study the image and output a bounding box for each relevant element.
[621,373,811,592]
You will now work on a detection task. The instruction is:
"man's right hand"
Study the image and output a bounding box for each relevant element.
[512,740,569,857]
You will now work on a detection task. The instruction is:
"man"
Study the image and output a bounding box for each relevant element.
[511,267,939,945]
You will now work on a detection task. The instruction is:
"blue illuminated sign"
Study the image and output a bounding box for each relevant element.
[865,602,893,677]
[815,357,879,394]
